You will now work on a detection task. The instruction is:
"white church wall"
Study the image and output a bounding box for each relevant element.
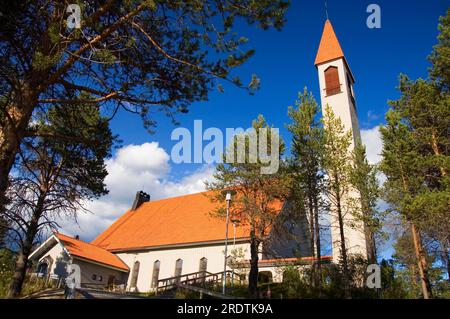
[116,241,252,293]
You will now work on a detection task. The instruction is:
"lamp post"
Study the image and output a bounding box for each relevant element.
[221,189,236,295]
[231,219,240,247]
[230,218,240,291]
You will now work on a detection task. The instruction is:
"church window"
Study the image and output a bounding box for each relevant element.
[199,257,207,273]
[151,260,160,288]
[324,66,341,95]
[174,259,183,283]
[130,261,140,288]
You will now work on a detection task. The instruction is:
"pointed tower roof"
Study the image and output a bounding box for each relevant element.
[314,20,345,66]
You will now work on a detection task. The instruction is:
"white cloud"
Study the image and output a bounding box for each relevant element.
[361,125,382,164]
[59,142,215,242]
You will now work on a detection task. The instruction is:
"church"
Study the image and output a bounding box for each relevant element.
[28,20,368,293]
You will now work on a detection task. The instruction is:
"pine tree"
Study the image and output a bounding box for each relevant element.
[206,115,290,298]
[350,142,381,265]
[287,88,324,289]
[380,10,450,298]
[380,109,434,299]
[4,100,115,298]
[0,1,290,217]
[321,104,354,292]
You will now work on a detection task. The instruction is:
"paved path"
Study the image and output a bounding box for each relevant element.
[24,288,170,299]
[76,289,149,299]
[22,288,65,299]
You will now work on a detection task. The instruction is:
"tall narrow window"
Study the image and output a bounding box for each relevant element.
[151,260,161,288]
[198,257,208,283]
[174,259,183,283]
[130,261,140,288]
[199,257,207,274]
[324,66,341,95]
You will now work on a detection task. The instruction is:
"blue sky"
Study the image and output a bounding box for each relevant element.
[61,1,449,247]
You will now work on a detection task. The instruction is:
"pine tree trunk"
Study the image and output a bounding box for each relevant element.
[361,197,377,264]
[410,222,433,299]
[313,197,322,289]
[365,227,377,265]
[7,248,31,298]
[430,131,447,177]
[248,229,259,298]
[7,193,44,298]
[308,195,316,285]
[0,84,37,215]
[335,183,350,298]
[398,162,433,299]
[7,225,37,298]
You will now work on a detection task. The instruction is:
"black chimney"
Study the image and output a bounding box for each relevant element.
[75,235,79,240]
[132,191,150,210]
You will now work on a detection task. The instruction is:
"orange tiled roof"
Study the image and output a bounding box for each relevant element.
[92,191,283,251]
[55,233,129,271]
[315,20,345,66]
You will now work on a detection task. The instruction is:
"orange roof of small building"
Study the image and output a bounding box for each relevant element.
[315,20,345,66]
[92,191,283,251]
[55,233,129,271]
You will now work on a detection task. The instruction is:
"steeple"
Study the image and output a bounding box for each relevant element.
[314,19,368,264]
[315,20,345,66]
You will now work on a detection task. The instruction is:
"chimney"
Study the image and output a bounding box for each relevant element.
[132,191,150,210]
[75,235,79,240]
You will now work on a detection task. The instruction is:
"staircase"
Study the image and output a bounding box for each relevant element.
[155,270,242,296]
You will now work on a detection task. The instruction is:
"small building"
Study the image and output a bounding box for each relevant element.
[29,233,129,289]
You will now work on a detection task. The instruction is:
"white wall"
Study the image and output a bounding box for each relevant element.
[72,258,127,287]
[116,242,253,293]
[37,241,68,277]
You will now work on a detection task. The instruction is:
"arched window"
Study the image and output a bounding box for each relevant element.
[130,261,140,288]
[199,257,207,274]
[151,260,161,288]
[324,66,341,96]
[174,259,183,283]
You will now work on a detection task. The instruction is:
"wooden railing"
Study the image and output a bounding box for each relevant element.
[156,270,243,295]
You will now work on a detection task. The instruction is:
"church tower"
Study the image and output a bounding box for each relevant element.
[315,20,368,263]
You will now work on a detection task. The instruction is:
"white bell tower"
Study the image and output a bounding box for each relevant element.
[315,20,368,263]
